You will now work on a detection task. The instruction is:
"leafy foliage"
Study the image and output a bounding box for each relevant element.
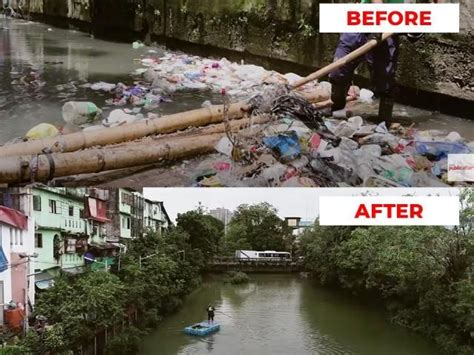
[19,222,210,353]
[221,203,293,254]
[176,208,224,257]
[299,190,474,354]
[23,272,126,353]
[223,271,250,285]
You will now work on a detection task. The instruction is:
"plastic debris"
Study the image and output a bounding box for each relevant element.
[62,102,102,125]
[25,123,59,140]
[17,46,472,189]
[215,137,234,157]
[213,162,232,172]
[106,109,139,125]
[132,41,145,49]
[359,88,374,103]
[415,141,470,160]
[90,82,116,92]
[263,132,301,162]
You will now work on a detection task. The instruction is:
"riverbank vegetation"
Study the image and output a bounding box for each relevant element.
[224,271,250,284]
[13,210,224,354]
[299,190,474,354]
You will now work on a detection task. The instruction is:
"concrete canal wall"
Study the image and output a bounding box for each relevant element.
[14,1,474,107]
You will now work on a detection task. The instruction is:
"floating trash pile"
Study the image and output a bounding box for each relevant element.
[14,48,473,188]
[183,89,473,188]
[137,52,321,99]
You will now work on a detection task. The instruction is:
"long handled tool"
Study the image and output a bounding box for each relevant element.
[292,33,393,88]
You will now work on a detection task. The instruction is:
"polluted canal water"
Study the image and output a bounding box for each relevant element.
[1,19,473,188]
[1,18,474,145]
[141,275,440,355]
[0,19,220,143]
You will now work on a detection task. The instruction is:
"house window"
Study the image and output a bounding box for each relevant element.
[69,206,74,216]
[10,228,13,246]
[127,218,131,229]
[33,195,41,211]
[19,231,23,246]
[49,200,57,214]
[35,233,43,248]
[14,229,18,245]
[80,209,84,218]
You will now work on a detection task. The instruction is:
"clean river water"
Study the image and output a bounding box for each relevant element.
[141,274,439,355]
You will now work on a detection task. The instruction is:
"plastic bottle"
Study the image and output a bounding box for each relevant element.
[62,102,102,125]
[382,167,414,186]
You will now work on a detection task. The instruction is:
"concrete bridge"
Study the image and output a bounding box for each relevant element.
[206,257,303,273]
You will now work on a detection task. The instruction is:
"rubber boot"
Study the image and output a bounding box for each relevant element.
[330,81,350,113]
[377,96,395,126]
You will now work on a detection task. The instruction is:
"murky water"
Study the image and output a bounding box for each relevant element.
[0,18,472,145]
[0,18,219,143]
[141,275,439,355]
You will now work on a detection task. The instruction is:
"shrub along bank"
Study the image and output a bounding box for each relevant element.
[14,220,216,354]
[299,190,474,354]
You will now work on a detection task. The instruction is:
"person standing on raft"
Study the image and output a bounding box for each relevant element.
[328,0,425,125]
[207,304,215,324]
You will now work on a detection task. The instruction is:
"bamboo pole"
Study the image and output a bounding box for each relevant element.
[0,102,250,158]
[0,91,329,159]
[0,116,271,184]
[53,115,272,186]
[0,134,223,184]
[292,33,393,88]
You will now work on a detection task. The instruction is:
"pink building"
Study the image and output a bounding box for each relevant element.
[0,189,35,327]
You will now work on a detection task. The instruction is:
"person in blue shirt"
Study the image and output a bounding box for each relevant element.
[329,0,425,124]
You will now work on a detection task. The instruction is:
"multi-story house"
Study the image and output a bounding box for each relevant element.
[107,189,172,242]
[144,199,168,235]
[84,188,122,272]
[32,188,88,274]
[0,188,36,326]
[107,188,133,241]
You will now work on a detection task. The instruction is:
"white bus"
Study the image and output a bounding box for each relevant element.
[235,250,292,261]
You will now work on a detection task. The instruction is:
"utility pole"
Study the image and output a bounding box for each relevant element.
[19,252,38,335]
[139,253,158,269]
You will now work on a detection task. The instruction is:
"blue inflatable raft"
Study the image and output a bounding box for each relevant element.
[184,322,220,336]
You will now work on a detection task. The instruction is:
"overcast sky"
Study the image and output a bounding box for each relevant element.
[144,188,461,222]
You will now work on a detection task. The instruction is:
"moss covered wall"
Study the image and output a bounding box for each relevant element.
[17,0,474,103]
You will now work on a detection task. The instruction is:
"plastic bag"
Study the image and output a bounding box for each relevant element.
[25,123,59,140]
[263,131,301,162]
[359,88,374,103]
[415,141,471,159]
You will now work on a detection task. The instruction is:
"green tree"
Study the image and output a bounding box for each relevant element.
[299,189,474,354]
[119,229,202,329]
[221,203,293,254]
[176,208,224,257]
[25,272,126,352]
